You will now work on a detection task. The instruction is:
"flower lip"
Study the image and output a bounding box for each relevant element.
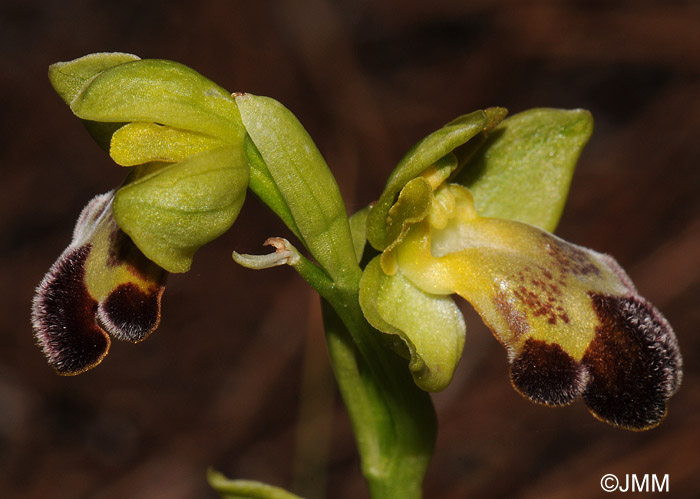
[581,292,682,430]
[32,244,110,375]
[32,192,167,375]
[391,182,682,429]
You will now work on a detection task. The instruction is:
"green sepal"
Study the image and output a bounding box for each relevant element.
[235,93,357,285]
[69,58,245,143]
[367,110,487,251]
[49,53,141,153]
[348,206,370,264]
[48,52,141,105]
[455,108,593,232]
[359,256,466,392]
[113,146,248,273]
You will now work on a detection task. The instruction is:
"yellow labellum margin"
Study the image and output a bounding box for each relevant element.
[397,184,682,430]
[31,192,167,375]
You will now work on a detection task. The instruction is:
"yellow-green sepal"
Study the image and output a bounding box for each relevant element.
[69,58,244,143]
[113,146,248,273]
[48,52,141,105]
[49,52,142,152]
[242,134,302,242]
[456,108,593,232]
[348,206,370,264]
[359,256,466,392]
[367,110,488,251]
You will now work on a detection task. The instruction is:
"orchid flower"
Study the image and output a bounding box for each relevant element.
[359,109,682,430]
[32,53,249,374]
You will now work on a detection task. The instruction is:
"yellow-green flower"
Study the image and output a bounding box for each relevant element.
[362,177,682,430]
[32,53,249,374]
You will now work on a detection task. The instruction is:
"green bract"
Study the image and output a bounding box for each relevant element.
[235,93,358,286]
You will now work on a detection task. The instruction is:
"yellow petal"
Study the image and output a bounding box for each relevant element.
[110,122,225,166]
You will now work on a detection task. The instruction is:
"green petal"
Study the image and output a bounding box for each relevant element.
[456,108,593,232]
[359,256,465,392]
[367,110,487,250]
[70,58,244,143]
[113,146,248,273]
[379,176,433,276]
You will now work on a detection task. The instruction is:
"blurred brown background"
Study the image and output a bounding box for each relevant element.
[1,1,699,498]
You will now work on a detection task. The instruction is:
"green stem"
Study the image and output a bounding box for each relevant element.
[289,255,436,499]
[237,93,436,497]
[208,469,304,499]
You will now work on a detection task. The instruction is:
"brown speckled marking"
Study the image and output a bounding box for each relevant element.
[510,262,571,326]
[505,231,602,326]
[31,245,110,375]
[541,232,600,277]
[493,291,529,341]
[582,293,682,430]
[510,338,587,406]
